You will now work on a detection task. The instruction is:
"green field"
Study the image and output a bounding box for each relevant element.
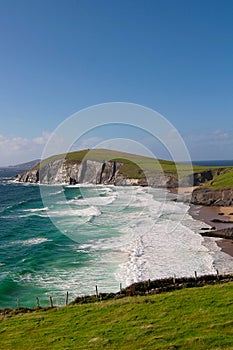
[1,283,233,349]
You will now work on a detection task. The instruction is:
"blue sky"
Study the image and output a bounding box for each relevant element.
[0,0,232,165]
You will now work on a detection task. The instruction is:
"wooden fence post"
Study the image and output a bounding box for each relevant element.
[95,285,99,298]
[50,296,53,308]
[148,279,151,291]
[36,297,40,308]
[65,291,69,306]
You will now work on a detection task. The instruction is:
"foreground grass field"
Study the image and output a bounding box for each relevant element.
[1,283,233,349]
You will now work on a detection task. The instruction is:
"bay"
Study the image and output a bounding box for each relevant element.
[0,169,233,308]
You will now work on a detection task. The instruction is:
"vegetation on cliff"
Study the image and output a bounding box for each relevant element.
[33,148,196,177]
[205,168,233,190]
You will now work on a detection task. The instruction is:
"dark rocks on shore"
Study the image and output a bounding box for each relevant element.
[211,218,233,224]
[200,227,233,240]
[200,226,216,231]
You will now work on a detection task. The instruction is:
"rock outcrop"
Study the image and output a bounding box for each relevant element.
[16,159,122,186]
[191,187,233,207]
[15,160,175,187]
[200,227,233,240]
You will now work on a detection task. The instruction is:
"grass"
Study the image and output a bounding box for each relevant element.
[205,168,233,190]
[1,283,233,349]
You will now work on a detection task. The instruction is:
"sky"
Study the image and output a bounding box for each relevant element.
[0,0,232,165]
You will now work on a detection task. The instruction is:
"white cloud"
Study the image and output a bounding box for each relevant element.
[33,131,51,145]
[0,132,51,166]
[2,128,231,166]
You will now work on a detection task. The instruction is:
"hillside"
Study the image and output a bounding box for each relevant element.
[0,282,233,349]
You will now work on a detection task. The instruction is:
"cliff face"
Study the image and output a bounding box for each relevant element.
[15,159,174,187]
[16,159,121,185]
[15,157,215,189]
[191,187,233,206]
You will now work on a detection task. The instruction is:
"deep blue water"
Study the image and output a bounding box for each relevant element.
[192,160,233,167]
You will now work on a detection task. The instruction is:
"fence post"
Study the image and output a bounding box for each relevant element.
[50,296,53,308]
[148,279,151,292]
[36,297,40,308]
[173,274,176,284]
[120,283,122,293]
[194,271,197,280]
[65,291,69,306]
[95,285,99,298]
[216,269,219,280]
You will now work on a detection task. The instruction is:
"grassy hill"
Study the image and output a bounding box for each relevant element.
[1,282,233,349]
[204,168,233,190]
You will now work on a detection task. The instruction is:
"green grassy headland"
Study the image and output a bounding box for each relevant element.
[33,148,233,189]
[1,282,233,349]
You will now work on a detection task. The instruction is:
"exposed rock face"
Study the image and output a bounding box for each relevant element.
[16,159,180,187]
[184,170,213,187]
[15,159,216,189]
[193,170,213,186]
[191,188,233,206]
[16,159,122,185]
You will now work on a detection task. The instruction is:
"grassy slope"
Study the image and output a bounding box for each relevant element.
[1,283,233,350]
[205,168,233,190]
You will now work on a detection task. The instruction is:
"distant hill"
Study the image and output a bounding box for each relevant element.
[0,159,40,178]
[1,159,40,171]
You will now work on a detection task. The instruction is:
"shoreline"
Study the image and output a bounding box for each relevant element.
[188,204,233,258]
[168,186,233,259]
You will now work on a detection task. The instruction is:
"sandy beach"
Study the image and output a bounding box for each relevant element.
[189,204,233,258]
[169,186,198,195]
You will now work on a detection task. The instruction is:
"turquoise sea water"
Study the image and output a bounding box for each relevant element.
[1,169,233,309]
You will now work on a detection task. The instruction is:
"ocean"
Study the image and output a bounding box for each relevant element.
[1,168,233,309]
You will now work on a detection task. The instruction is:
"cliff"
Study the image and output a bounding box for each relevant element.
[191,168,233,206]
[15,149,218,189]
[191,187,233,207]
[15,158,179,187]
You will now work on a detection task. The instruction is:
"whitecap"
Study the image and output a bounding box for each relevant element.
[11,237,51,246]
